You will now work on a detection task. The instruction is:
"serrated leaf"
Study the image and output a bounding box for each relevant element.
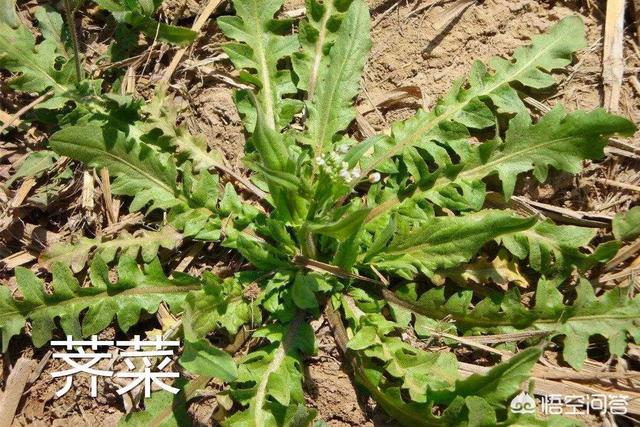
[461,108,637,199]
[500,220,619,277]
[0,257,199,351]
[49,124,223,239]
[370,210,535,278]
[218,0,300,131]
[50,125,179,211]
[39,227,183,272]
[292,0,353,93]
[360,16,589,179]
[97,0,197,45]
[301,0,371,157]
[142,91,223,171]
[366,107,635,221]
[392,278,640,370]
[227,315,314,427]
[0,20,76,98]
[532,278,639,369]
[182,272,256,339]
[342,305,548,426]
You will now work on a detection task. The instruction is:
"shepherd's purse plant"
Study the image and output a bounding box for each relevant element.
[1,0,638,425]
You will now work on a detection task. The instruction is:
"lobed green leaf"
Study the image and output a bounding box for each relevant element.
[39,226,183,272]
[0,257,199,351]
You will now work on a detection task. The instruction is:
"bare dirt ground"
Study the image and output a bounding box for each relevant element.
[1,0,639,425]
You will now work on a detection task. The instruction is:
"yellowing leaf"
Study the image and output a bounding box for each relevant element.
[433,250,529,290]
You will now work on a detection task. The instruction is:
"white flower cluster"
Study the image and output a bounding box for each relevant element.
[316,144,361,183]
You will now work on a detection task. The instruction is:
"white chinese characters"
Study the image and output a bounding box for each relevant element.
[540,393,630,416]
[51,335,114,398]
[115,335,179,397]
[51,335,180,398]
[509,391,629,416]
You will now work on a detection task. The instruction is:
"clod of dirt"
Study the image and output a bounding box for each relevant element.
[188,86,246,170]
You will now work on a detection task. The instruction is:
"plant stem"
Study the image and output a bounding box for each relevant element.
[298,224,318,259]
[63,0,82,83]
